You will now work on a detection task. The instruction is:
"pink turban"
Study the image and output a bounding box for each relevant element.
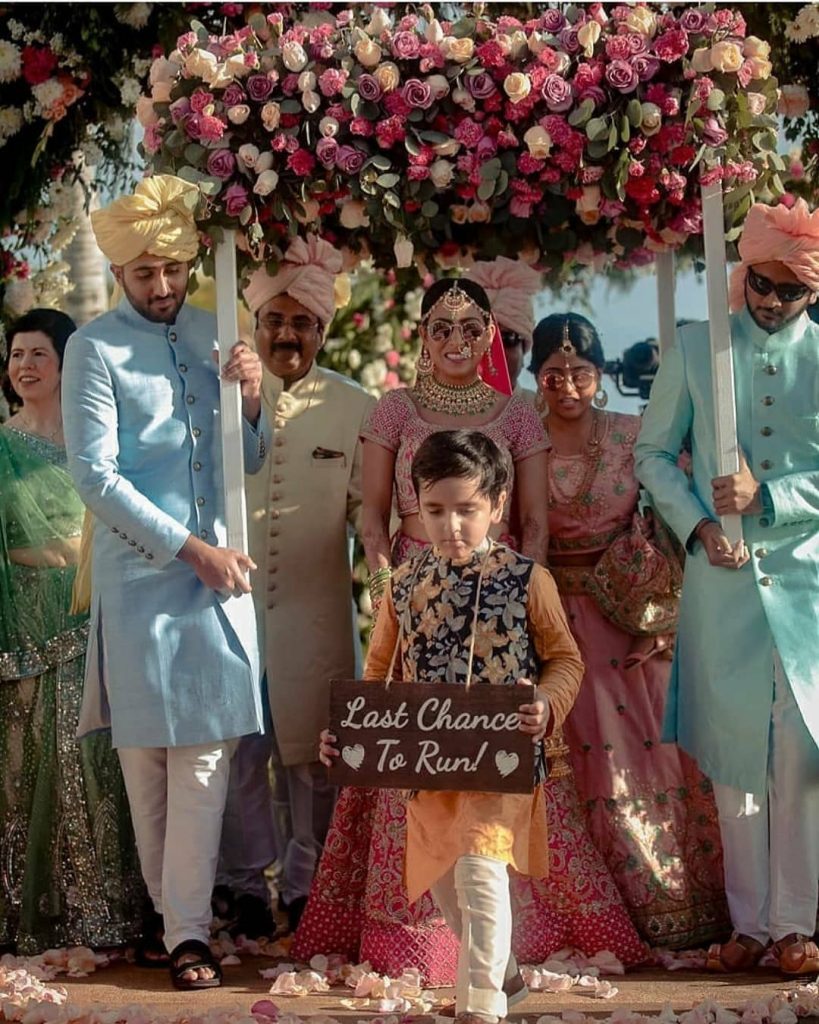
[466,256,541,348]
[243,235,343,323]
[729,199,819,312]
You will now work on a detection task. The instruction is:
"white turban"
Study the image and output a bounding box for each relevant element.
[90,175,200,266]
[466,256,541,348]
[243,235,343,324]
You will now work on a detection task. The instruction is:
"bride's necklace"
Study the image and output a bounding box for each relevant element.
[413,373,497,417]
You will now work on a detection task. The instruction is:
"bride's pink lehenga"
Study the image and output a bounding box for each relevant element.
[291,528,647,982]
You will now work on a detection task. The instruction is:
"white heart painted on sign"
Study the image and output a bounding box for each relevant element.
[341,744,365,771]
[495,750,519,778]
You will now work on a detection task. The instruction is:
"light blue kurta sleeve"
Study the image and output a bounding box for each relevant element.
[243,407,270,475]
[62,333,191,569]
[634,341,710,547]
[764,472,819,527]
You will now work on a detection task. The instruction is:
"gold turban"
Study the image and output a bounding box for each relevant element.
[90,174,200,266]
[466,256,541,348]
[243,235,344,324]
[729,199,819,312]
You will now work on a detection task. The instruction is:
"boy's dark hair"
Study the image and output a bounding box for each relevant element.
[411,430,510,505]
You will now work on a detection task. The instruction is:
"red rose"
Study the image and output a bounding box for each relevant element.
[287,149,316,176]
[22,45,58,86]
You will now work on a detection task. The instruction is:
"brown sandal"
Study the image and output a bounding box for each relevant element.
[772,933,819,976]
[706,933,767,973]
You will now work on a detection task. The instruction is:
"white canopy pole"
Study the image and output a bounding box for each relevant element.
[655,250,676,358]
[214,230,248,555]
[700,176,743,547]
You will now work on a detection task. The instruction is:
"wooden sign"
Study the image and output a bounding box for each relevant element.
[328,679,535,794]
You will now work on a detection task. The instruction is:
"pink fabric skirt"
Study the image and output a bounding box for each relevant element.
[561,593,730,949]
[292,533,648,982]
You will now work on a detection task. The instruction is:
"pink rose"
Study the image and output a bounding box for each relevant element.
[606,36,632,61]
[198,114,226,142]
[143,122,164,155]
[701,115,728,147]
[631,55,660,81]
[319,67,348,97]
[391,30,421,60]
[653,28,688,62]
[207,148,236,180]
[223,83,246,107]
[169,97,191,124]
[247,73,275,102]
[350,116,375,136]
[680,9,708,33]
[401,78,434,110]
[578,84,607,109]
[454,117,483,148]
[335,144,366,174]
[357,74,382,102]
[558,26,581,54]
[541,73,573,112]
[316,136,338,168]
[224,183,249,216]
[605,60,639,94]
[540,9,566,32]
[466,72,497,100]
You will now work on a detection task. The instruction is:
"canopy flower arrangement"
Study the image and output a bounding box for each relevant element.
[141,3,781,280]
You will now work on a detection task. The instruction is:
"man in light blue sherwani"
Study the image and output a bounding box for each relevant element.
[61,176,269,990]
[635,199,819,977]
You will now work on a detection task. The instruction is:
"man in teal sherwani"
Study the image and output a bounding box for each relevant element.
[635,199,819,978]
[61,176,269,990]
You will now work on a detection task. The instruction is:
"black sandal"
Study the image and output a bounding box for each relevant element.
[135,910,170,969]
[169,939,222,990]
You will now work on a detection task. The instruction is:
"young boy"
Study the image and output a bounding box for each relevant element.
[321,430,583,1024]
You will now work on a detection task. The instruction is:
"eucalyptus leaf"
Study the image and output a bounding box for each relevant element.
[568,97,595,127]
[184,143,206,164]
[384,190,401,208]
[586,117,608,142]
[627,99,643,127]
[421,200,439,218]
[706,88,726,111]
[608,121,619,150]
[376,173,401,188]
[477,179,495,201]
[280,99,302,114]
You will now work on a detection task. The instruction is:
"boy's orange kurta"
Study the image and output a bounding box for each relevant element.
[365,544,584,903]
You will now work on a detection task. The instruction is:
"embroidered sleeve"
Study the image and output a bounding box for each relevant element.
[527,564,584,730]
[360,389,408,452]
[503,395,550,461]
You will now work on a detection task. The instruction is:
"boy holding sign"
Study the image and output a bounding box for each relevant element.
[321,431,583,1024]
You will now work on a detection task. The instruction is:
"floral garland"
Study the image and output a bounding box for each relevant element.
[140,3,781,281]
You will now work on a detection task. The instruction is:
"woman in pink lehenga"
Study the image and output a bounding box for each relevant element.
[292,276,647,981]
[528,313,730,951]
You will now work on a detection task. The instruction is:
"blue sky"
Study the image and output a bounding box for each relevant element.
[519,264,709,413]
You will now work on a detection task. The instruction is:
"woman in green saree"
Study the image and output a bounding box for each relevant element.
[0,309,143,954]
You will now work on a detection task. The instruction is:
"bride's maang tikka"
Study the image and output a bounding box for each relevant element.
[423,281,490,325]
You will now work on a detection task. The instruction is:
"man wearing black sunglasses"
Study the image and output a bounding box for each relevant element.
[635,199,819,978]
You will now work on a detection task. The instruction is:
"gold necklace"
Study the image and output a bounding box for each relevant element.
[547,410,605,513]
[413,373,497,417]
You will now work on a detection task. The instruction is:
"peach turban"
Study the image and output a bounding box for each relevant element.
[729,199,819,312]
[90,175,200,266]
[466,256,542,348]
[243,235,343,324]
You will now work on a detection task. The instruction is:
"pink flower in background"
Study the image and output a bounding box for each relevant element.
[350,117,375,136]
[357,74,382,102]
[206,148,236,179]
[401,79,434,110]
[654,28,688,62]
[392,31,421,60]
[316,136,338,168]
[224,182,249,216]
[541,73,574,112]
[222,83,246,106]
[287,149,316,176]
[198,114,226,142]
[605,59,639,93]
[190,90,215,113]
[319,68,347,96]
[247,74,275,102]
[335,144,366,174]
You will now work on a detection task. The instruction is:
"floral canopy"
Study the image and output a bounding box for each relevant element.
[139,3,783,284]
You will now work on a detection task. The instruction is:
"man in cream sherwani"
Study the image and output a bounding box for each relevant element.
[635,199,819,978]
[61,176,269,989]
[216,236,374,934]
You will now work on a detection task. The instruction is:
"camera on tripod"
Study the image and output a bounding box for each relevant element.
[604,339,660,401]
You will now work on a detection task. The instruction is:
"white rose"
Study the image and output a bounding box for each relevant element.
[523,125,552,158]
[394,234,414,268]
[255,151,274,172]
[577,21,601,57]
[508,31,529,59]
[281,41,308,72]
[0,40,22,83]
[640,102,662,136]
[339,200,371,229]
[365,8,391,36]
[225,54,250,78]
[150,56,179,86]
[319,116,340,137]
[451,87,475,111]
[503,72,532,105]
[238,144,260,169]
[302,89,321,113]
[440,36,474,63]
[426,74,450,101]
[295,198,320,224]
[3,277,35,316]
[184,49,217,80]
[227,104,250,125]
[253,170,280,196]
[355,38,382,68]
[298,70,317,92]
[425,19,444,44]
[429,159,454,189]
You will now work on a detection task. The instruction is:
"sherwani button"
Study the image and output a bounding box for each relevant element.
[765,364,778,375]
[267,600,275,609]
[111,526,119,533]
[119,531,127,538]
[269,564,278,573]
[269,528,279,537]
[274,437,285,446]
[273,475,283,484]
[270,510,280,519]
[762,396,775,406]
[267,583,277,592]
[145,553,154,560]
[760,459,773,470]
[192,427,201,437]
[169,332,177,342]
[179,364,188,373]
[196,496,206,507]
[271,492,281,501]
[274,455,285,464]
[755,549,768,559]
[129,539,137,546]
[137,546,145,553]
[270,548,278,556]
[760,576,773,586]
[200,529,209,539]
[275,418,285,429]
[761,426,773,437]
[186,395,196,405]
[193,461,202,471]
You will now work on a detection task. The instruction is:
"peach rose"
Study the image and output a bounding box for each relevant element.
[467,201,491,223]
[577,21,601,57]
[440,36,474,63]
[746,56,772,80]
[743,36,771,59]
[690,47,713,73]
[429,158,455,189]
[373,62,400,92]
[503,72,532,104]
[523,125,552,158]
[709,40,743,73]
[253,170,279,196]
[227,104,250,125]
[778,83,810,119]
[575,185,601,225]
[625,6,657,36]
[281,40,308,72]
[136,95,158,127]
[394,234,414,268]
[151,81,173,103]
[261,101,281,130]
[339,200,370,229]
[355,38,382,68]
[450,204,469,225]
[319,116,340,137]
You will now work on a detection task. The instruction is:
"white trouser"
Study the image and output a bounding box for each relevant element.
[431,855,512,1021]
[712,650,819,945]
[269,725,337,905]
[118,742,232,952]
[216,732,277,902]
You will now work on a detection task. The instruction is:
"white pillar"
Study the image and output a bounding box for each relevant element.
[655,250,676,359]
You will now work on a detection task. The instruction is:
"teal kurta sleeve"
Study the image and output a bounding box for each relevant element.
[764,471,819,528]
[634,341,710,547]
